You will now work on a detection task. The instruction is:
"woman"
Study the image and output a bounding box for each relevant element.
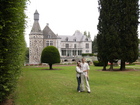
[76,62,83,92]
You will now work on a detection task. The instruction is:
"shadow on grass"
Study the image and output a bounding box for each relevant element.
[97,69,140,72]
[41,68,62,70]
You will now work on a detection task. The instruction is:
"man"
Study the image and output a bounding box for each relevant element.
[80,58,91,93]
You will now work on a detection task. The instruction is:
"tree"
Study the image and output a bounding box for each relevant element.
[92,36,98,53]
[97,0,139,70]
[119,0,139,70]
[41,46,60,69]
[87,32,91,38]
[97,0,121,70]
[0,0,27,102]
[84,31,87,36]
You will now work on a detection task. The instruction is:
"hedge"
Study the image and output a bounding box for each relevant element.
[82,53,94,56]
[0,0,27,102]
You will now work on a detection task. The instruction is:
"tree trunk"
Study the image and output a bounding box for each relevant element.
[109,62,113,71]
[102,62,107,71]
[49,64,53,70]
[120,60,125,70]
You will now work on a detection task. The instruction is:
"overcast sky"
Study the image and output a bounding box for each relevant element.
[25,0,140,47]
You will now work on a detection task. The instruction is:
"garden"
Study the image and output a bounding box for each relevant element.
[12,64,140,105]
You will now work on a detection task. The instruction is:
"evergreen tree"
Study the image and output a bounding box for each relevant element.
[41,46,60,70]
[97,0,139,70]
[97,0,120,70]
[119,0,139,70]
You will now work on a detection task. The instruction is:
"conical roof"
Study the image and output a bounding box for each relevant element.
[30,10,42,35]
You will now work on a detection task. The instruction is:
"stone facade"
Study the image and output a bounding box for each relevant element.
[29,10,92,64]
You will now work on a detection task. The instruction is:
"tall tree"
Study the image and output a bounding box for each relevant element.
[119,0,139,70]
[97,0,121,70]
[97,0,139,70]
[0,0,27,102]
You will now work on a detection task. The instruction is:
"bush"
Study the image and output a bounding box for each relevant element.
[82,53,94,56]
[93,61,104,66]
[41,46,60,69]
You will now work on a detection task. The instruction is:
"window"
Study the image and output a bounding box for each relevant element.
[67,50,71,56]
[86,38,88,41]
[78,50,82,55]
[66,37,68,41]
[48,35,50,38]
[86,50,89,53]
[46,41,49,47]
[86,43,89,48]
[74,44,76,48]
[73,50,76,56]
[62,50,66,56]
[46,41,53,47]
[50,41,53,46]
[66,44,69,48]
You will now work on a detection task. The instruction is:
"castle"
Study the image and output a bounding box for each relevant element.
[29,10,92,64]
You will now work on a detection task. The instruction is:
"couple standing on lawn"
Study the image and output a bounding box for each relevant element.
[76,58,91,93]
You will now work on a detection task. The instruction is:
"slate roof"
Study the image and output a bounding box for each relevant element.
[43,24,60,39]
[30,21,42,35]
[59,30,92,42]
[30,10,42,35]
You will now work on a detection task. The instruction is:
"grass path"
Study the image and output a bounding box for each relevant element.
[14,65,140,105]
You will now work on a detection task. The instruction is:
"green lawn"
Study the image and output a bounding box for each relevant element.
[14,65,140,105]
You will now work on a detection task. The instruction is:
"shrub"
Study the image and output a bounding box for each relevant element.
[82,53,94,56]
[41,46,60,69]
[93,61,104,66]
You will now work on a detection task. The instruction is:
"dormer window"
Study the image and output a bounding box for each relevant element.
[86,38,88,41]
[48,35,50,38]
[66,37,68,41]
[73,38,76,41]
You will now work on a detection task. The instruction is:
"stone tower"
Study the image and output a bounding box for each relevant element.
[29,10,43,64]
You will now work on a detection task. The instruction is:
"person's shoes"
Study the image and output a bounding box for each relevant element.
[87,91,91,93]
[80,90,85,92]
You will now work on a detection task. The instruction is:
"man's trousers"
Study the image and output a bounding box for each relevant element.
[81,74,90,92]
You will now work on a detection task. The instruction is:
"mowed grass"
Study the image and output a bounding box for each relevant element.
[14,65,140,105]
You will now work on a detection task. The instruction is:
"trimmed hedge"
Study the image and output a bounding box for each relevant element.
[0,0,27,102]
[82,53,94,56]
